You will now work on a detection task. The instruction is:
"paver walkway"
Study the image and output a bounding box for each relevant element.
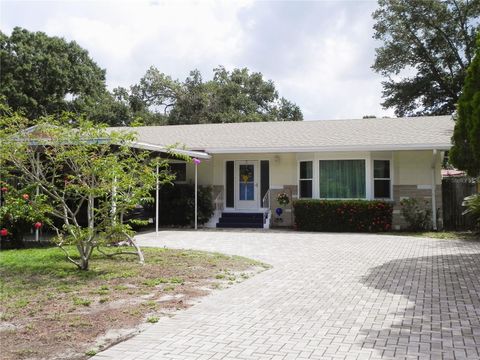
[94,230,480,360]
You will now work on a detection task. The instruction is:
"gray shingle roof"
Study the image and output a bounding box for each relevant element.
[111,115,454,153]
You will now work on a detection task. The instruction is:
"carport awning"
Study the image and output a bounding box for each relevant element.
[130,141,211,159]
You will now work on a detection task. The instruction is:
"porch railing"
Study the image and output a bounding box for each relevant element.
[262,189,270,209]
[214,189,224,212]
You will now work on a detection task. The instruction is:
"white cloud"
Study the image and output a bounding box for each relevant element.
[37,1,253,88]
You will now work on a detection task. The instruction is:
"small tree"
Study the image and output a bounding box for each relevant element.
[0,106,173,270]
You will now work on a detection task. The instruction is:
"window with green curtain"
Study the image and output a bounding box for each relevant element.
[319,160,366,198]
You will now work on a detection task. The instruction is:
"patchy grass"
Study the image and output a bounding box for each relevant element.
[386,230,479,241]
[0,246,268,360]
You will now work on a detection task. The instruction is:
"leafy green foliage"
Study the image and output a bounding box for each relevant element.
[400,198,432,231]
[462,194,480,231]
[153,184,214,226]
[293,200,393,232]
[0,27,107,121]
[372,0,479,116]
[115,66,303,125]
[450,34,480,177]
[0,183,52,248]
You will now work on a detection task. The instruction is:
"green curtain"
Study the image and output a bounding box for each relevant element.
[319,160,366,198]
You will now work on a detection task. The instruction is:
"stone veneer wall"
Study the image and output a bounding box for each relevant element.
[392,185,443,230]
[270,185,298,227]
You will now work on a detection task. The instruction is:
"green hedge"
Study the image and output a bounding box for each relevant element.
[293,200,393,232]
[155,184,214,226]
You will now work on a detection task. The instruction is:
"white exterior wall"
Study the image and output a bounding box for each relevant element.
[184,150,443,200]
[394,150,442,186]
[210,153,297,188]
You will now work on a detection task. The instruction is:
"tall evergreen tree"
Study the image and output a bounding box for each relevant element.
[450,34,480,177]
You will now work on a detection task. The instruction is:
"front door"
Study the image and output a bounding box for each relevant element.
[236,161,258,210]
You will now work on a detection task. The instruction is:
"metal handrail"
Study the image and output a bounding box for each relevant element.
[262,189,270,209]
[214,189,224,211]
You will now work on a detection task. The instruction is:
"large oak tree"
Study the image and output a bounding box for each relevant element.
[0,27,107,120]
[372,0,480,116]
[116,66,303,125]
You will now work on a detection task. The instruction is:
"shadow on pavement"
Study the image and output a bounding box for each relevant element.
[360,253,480,359]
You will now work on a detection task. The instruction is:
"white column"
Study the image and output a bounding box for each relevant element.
[195,161,198,230]
[156,162,159,236]
[111,176,117,224]
[431,149,438,230]
[35,152,40,241]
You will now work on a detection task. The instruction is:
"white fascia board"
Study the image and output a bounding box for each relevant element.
[131,141,211,159]
[205,143,452,154]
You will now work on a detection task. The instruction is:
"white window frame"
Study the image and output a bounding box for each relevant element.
[372,158,393,200]
[296,152,372,200]
[297,160,313,199]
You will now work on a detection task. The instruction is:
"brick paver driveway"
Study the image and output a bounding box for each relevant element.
[94,230,480,360]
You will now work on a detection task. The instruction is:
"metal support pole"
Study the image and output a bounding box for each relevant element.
[156,162,159,236]
[195,162,198,230]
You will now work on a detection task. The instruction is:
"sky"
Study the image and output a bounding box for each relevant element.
[1,0,396,120]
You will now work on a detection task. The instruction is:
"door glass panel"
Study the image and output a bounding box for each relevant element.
[239,164,254,201]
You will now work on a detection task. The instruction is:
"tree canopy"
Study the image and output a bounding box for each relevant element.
[0,27,302,126]
[0,27,107,121]
[372,0,480,117]
[450,33,480,177]
[111,66,303,125]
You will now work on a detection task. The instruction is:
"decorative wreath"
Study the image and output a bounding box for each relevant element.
[276,192,290,206]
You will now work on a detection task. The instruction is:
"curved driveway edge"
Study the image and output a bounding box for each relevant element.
[93,230,480,360]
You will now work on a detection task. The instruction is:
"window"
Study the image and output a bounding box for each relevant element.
[169,163,186,182]
[299,161,313,198]
[319,160,365,198]
[373,160,391,199]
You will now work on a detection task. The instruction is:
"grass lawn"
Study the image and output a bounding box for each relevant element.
[0,246,269,360]
[386,230,479,241]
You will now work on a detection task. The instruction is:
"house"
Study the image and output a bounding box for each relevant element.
[114,115,454,230]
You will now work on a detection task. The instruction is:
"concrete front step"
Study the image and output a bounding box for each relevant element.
[216,212,266,228]
[216,222,264,228]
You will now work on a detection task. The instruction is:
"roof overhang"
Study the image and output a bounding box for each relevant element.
[203,143,452,154]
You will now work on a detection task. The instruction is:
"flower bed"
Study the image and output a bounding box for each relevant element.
[293,199,393,232]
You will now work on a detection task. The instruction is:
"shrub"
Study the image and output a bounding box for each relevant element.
[0,182,52,249]
[463,194,480,231]
[293,200,393,232]
[400,198,432,231]
[152,184,214,226]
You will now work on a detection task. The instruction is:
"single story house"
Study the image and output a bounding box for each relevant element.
[114,115,454,230]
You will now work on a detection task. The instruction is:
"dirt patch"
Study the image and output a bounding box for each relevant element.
[0,247,269,359]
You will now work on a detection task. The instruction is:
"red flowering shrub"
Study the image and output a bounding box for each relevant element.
[0,182,51,248]
[293,200,393,232]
